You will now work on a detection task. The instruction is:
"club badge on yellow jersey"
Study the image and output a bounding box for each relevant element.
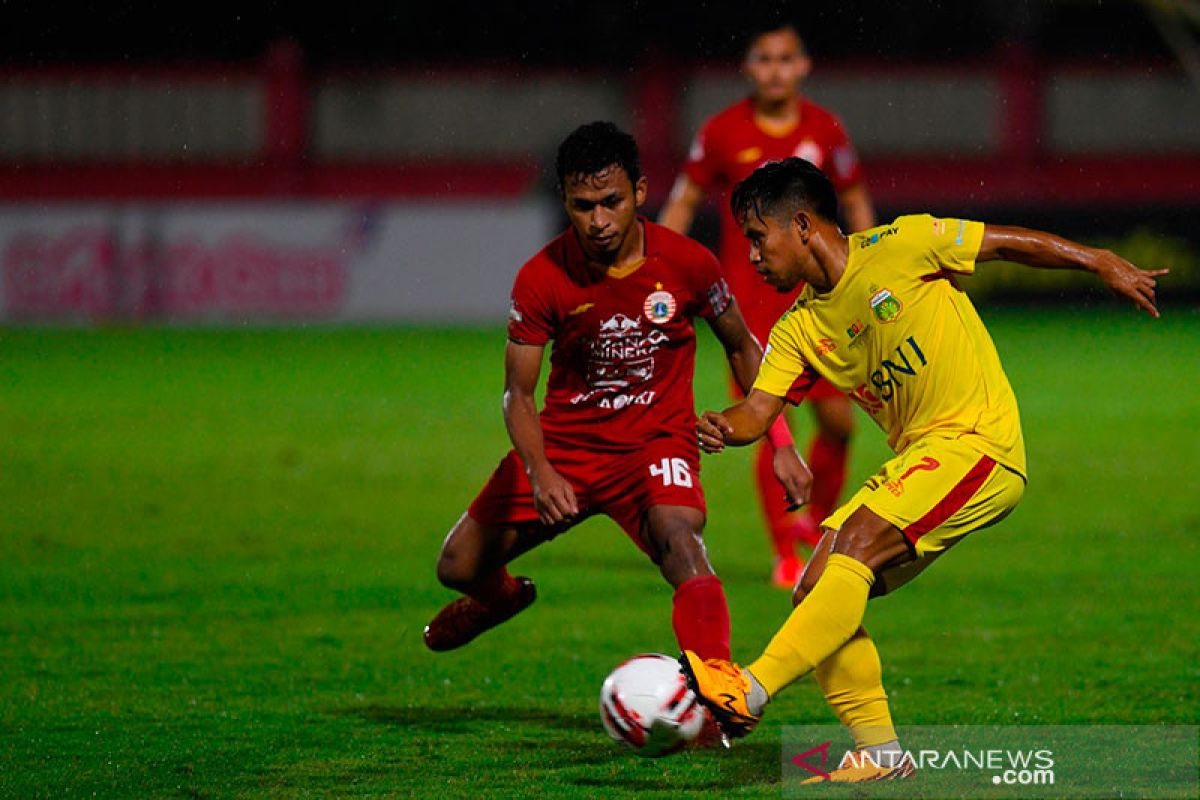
[869,288,904,323]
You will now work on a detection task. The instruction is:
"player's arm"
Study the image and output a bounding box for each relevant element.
[838,183,876,233]
[705,304,812,507]
[697,390,788,450]
[657,175,706,235]
[978,225,1169,317]
[502,340,579,525]
[705,301,762,396]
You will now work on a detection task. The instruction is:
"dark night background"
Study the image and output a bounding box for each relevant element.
[0,1,1171,66]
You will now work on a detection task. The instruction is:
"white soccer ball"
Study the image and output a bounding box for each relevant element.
[599,653,707,757]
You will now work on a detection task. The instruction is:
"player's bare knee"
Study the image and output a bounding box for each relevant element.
[435,517,484,589]
[435,548,478,590]
[651,521,711,585]
[835,516,908,572]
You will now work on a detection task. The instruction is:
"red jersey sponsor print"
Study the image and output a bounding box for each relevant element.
[685,97,863,339]
[508,219,731,453]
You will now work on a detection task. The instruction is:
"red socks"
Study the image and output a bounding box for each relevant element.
[754,442,798,559]
[672,575,731,660]
[806,433,848,531]
[467,567,519,607]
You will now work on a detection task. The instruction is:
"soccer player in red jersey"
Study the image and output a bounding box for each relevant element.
[424,122,810,663]
[661,22,876,590]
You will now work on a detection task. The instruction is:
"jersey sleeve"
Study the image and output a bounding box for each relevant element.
[682,119,720,192]
[825,115,865,191]
[752,318,820,405]
[884,214,986,276]
[691,247,734,321]
[507,263,556,345]
[922,215,987,274]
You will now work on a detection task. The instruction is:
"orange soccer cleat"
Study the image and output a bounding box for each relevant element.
[423,577,537,652]
[800,752,915,784]
[678,650,761,738]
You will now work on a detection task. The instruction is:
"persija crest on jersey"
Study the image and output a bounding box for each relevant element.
[643,290,677,324]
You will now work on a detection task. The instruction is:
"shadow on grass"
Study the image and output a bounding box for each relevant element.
[337,704,782,792]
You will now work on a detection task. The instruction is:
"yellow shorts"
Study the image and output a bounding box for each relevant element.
[822,436,1025,593]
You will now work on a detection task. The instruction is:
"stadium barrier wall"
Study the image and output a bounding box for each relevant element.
[0,201,552,323]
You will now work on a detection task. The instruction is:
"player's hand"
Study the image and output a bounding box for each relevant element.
[697,411,733,454]
[1093,250,1169,318]
[772,446,813,511]
[529,465,579,525]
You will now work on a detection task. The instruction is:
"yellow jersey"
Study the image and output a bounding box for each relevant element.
[754,214,1026,476]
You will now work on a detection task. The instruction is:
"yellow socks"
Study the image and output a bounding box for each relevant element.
[816,627,897,749]
[747,553,874,696]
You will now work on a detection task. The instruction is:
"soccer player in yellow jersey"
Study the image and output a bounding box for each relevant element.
[679,157,1166,783]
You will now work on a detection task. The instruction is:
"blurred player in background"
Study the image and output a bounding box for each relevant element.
[680,158,1166,782]
[424,123,809,667]
[660,21,876,589]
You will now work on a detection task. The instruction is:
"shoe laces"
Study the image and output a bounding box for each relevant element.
[706,659,749,686]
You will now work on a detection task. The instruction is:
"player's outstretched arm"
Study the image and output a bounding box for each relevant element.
[978,225,1170,318]
[706,302,763,396]
[503,341,579,525]
[698,390,787,452]
[657,175,705,235]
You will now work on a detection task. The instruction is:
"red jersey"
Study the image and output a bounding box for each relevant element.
[684,96,864,339]
[507,219,733,453]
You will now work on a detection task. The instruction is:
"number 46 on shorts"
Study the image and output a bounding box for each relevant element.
[649,457,693,488]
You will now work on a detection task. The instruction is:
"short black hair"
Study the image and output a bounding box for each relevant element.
[555,121,641,192]
[744,19,806,55]
[730,157,839,226]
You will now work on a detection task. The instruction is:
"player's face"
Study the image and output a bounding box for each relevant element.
[743,29,811,104]
[562,165,648,261]
[741,210,810,292]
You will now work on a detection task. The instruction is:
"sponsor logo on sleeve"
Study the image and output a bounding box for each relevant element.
[508,301,523,324]
[707,278,732,317]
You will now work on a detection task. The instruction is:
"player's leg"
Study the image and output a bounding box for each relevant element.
[802,384,853,547]
[641,504,731,662]
[790,530,901,760]
[753,435,805,587]
[424,450,578,652]
[682,439,1023,738]
[733,369,804,588]
[424,513,550,652]
[604,439,731,661]
[743,506,907,699]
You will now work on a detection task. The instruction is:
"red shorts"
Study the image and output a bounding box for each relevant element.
[467,435,706,557]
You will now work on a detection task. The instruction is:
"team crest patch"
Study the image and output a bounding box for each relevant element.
[643,289,677,324]
[870,289,903,323]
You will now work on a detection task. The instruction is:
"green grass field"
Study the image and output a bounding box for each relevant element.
[1,307,1197,798]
